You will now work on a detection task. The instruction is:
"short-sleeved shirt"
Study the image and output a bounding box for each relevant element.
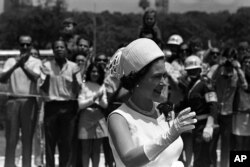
[40,59,81,101]
[2,56,42,97]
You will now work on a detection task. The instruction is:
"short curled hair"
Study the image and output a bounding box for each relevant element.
[52,38,68,51]
[120,57,164,91]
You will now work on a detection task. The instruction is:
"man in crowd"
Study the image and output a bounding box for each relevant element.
[177,55,218,167]
[40,39,82,167]
[0,35,42,167]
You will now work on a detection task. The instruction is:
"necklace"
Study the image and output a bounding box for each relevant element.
[127,98,155,116]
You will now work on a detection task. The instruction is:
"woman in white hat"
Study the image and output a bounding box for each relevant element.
[107,38,197,167]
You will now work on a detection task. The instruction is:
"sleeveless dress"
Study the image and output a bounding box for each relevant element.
[108,103,183,167]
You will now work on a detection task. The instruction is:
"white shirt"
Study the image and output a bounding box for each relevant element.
[2,56,42,96]
[109,103,183,167]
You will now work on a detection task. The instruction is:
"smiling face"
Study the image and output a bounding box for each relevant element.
[90,66,100,83]
[30,48,39,58]
[96,54,108,70]
[135,58,167,102]
[75,54,86,69]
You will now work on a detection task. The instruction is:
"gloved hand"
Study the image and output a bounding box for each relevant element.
[203,126,213,142]
[144,107,197,161]
[171,161,184,167]
[173,107,197,134]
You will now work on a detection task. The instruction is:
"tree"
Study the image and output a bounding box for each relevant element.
[138,0,150,11]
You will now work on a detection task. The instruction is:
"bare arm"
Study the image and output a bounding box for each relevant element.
[108,113,149,167]
[21,64,40,82]
[0,57,23,83]
[0,63,18,83]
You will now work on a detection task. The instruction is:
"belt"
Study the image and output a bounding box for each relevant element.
[8,96,35,100]
[196,114,209,121]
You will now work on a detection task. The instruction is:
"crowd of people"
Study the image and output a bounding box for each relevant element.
[0,7,250,167]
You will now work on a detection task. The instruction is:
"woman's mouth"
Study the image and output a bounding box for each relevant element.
[154,89,162,95]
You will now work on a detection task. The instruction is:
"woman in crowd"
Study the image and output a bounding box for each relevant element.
[108,38,197,167]
[78,63,108,167]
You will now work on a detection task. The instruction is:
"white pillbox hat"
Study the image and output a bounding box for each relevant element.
[121,38,164,76]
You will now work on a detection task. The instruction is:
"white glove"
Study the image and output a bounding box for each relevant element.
[171,161,184,167]
[203,126,213,142]
[144,107,197,161]
[173,107,197,134]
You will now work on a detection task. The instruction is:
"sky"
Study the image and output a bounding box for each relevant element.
[67,0,250,13]
[0,0,250,13]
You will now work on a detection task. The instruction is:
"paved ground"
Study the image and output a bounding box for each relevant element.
[0,154,106,167]
[0,130,106,167]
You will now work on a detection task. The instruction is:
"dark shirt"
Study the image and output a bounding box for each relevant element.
[177,76,218,120]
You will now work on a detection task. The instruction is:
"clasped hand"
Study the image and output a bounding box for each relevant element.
[16,53,30,67]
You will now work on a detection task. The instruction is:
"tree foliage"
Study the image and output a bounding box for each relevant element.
[138,0,150,11]
[1,6,250,56]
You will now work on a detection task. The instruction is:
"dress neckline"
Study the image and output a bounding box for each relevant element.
[127,98,155,117]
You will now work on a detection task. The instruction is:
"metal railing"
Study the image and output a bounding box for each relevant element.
[0,49,54,67]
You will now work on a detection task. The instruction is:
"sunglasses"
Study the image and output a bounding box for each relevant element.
[96,58,107,62]
[180,49,188,52]
[76,59,85,63]
[20,43,31,47]
[211,52,219,55]
[244,61,250,65]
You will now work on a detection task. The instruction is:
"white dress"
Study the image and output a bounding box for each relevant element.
[108,103,183,167]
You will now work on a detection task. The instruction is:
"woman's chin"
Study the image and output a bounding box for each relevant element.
[152,93,167,103]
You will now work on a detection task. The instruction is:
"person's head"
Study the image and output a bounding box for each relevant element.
[52,39,68,60]
[61,17,77,36]
[210,47,220,64]
[95,54,108,70]
[184,55,202,79]
[119,38,166,102]
[30,47,40,58]
[222,47,238,62]
[18,35,32,54]
[189,37,203,55]
[85,63,105,85]
[143,8,157,27]
[74,54,87,70]
[179,43,190,61]
[139,28,157,41]
[167,34,183,59]
[242,52,250,76]
[238,41,249,61]
[77,37,90,56]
